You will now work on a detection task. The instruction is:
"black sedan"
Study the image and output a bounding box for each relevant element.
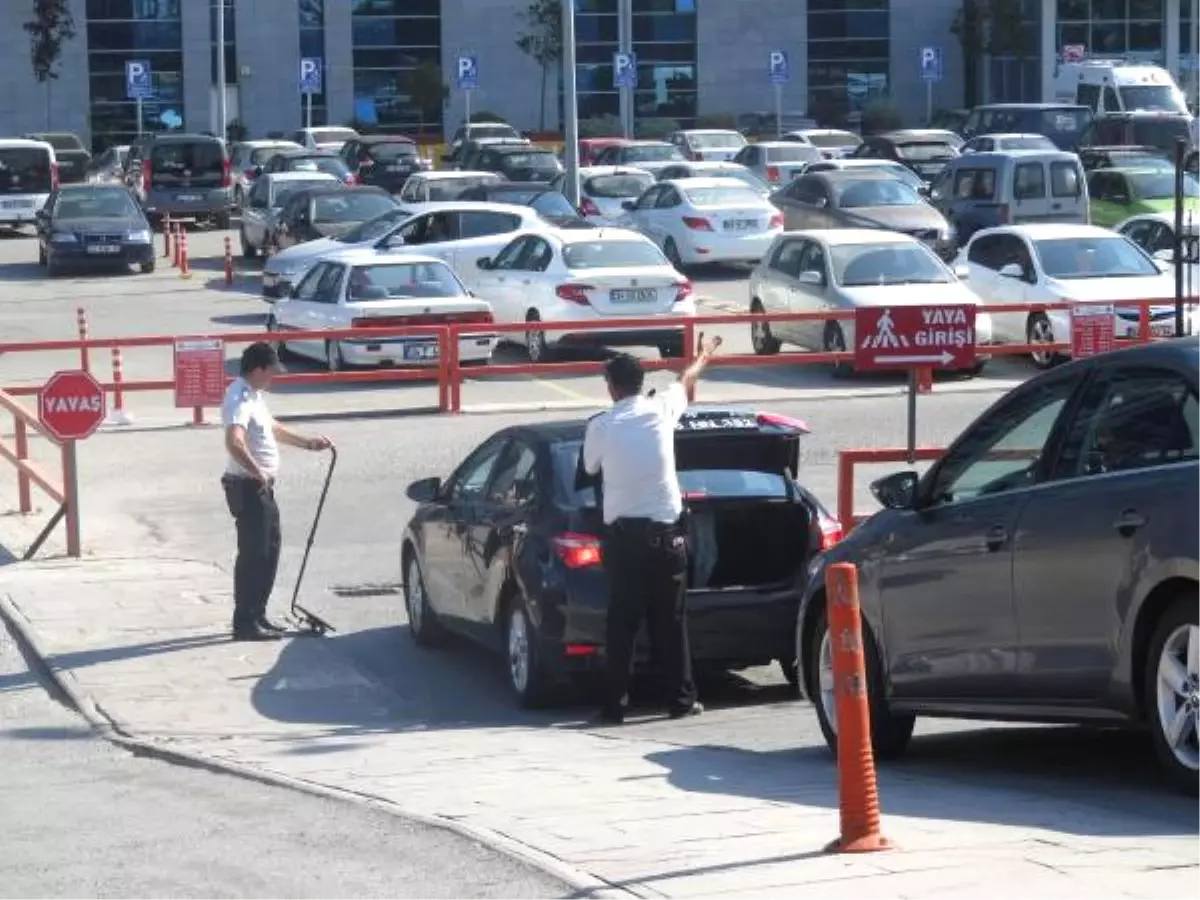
[272,185,398,251]
[261,148,354,183]
[339,135,429,193]
[796,339,1199,791]
[456,182,593,228]
[36,184,156,275]
[402,407,843,707]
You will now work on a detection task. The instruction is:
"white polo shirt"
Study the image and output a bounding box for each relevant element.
[583,382,687,525]
[222,377,279,479]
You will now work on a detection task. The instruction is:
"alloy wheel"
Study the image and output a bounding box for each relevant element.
[508,606,531,695]
[1027,314,1056,368]
[406,557,424,635]
[1155,622,1199,772]
[818,628,837,736]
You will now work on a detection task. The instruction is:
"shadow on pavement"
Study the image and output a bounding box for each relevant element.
[38,633,231,671]
[1,724,91,740]
[211,313,267,327]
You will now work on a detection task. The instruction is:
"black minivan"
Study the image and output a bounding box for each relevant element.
[133,133,233,229]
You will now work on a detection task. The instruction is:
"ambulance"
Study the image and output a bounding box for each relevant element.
[1054,60,1190,116]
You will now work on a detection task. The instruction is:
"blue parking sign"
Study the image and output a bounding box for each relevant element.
[456,55,479,91]
[768,50,790,85]
[126,60,152,100]
[920,46,943,82]
[299,57,323,94]
[613,51,637,89]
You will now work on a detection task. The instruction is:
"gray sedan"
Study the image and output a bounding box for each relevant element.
[239,171,339,258]
[795,338,1199,792]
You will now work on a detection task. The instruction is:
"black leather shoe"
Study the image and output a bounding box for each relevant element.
[257,617,288,633]
[668,701,704,719]
[232,626,282,642]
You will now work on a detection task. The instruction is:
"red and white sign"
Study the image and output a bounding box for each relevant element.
[1062,44,1086,63]
[1070,303,1115,358]
[38,370,106,442]
[854,305,977,371]
[173,338,227,408]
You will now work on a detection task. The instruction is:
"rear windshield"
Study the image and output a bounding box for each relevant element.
[530,191,578,219]
[998,135,1056,150]
[311,129,356,144]
[347,262,463,300]
[486,188,541,205]
[562,240,666,269]
[585,172,655,198]
[37,134,84,152]
[624,144,683,162]
[805,131,861,149]
[836,179,921,208]
[427,175,501,200]
[151,142,224,175]
[766,145,820,162]
[894,141,957,162]
[367,141,418,160]
[683,186,762,206]
[289,155,350,177]
[463,124,519,140]
[271,180,327,206]
[687,132,746,150]
[251,145,294,165]
[498,152,559,172]
[337,208,413,243]
[0,147,53,193]
[312,192,396,222]
[53,189,138,218]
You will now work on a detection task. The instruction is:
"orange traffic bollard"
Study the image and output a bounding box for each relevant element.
[916,365,933,395]
[172,223,181,268]
[106,347,132,426]
[179,229,192,279]
[76,306,90,373]
[162,214,172,258]
[824,562,892,854]
[223,235,234,285]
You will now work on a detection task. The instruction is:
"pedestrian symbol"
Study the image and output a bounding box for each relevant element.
[860,308,910,350]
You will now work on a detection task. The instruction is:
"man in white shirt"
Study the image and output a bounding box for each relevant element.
[221,342,333,641]
[583,334,722,723]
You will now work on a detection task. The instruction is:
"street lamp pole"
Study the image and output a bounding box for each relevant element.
[561,0,581,207]
[215,0,227,140]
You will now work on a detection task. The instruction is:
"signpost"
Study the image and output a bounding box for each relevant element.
[919,46,943,125]
[1070,303,1115,357]
[299,57,323,130]
[855,304,977,461]
[126,60,153,137]
[173,338,227,408]
[1062,44,1086,63]
[456,54,479,139]
[613,51,637,139]
[38,370,106,558]
[768,51,790,139]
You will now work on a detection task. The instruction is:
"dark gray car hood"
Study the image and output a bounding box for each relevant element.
[56,216,142,233]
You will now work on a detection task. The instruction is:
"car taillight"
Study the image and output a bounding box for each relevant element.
[556,283,593,305]
[553,532,602,568]
[756,412,810,433]
[674,280,693,303]
[768,213,784,229]
[243,167,259,179]
[682,216,712,231]
[579,197,601,216]
[345,173,358,185]
[818,515,844,551]
[221,158,232,188]
[767,166,780,181]
[352,310,494,328]
[50,162,60,191]
[142,159,151,194]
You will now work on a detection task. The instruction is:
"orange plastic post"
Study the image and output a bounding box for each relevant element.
[824,562,891,854]
[223,235,234,285]
[179,230,192,279]
[76,307,90,373]
[172,223,181,268]
[15,418,31,513]
[916,365,933,394]
[162,214,172,257]
[111,347,125,413]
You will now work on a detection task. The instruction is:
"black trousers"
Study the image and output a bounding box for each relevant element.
[222,476,281,631]
[602,518,697,716]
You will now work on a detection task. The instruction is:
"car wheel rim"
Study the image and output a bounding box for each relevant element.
[508,607,530,694]
[328,342,342,371]
[406,559,424,634]
[527,327,545,362]
[825,327,845,354]
[1155,622,1199,771]
[1029,317,1054,365]
[818,627,837,735]
[751,318,769,351]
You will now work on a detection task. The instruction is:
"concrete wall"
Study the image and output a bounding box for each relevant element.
[697,0,807,120]
[441,0,541,132]
[324,0,355,127]
[888,0,964,125]
[236,0,303,135]
[0,0,90,140]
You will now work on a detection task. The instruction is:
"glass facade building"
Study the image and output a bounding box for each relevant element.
[807,0,890,125]
[299,0,328,127]
[350,0,442,136]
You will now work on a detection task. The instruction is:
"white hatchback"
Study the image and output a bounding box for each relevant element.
[471,227,695,361]
[549,166,657,224]
[618,177,783,267]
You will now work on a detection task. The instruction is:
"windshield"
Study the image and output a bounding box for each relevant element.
[684,186,763,207]
[1128,170,1200,199]
[833,243,952,286]
[530,191,579,219]
[312,129,356,144]
[997,135,1056,150]
[54,190,138,218]
[498,152,559,172]
[806,131,861,149]
[272,181,326,207]
[250,144,295,165]
[337,208,413,243]
[836,179,922,208]
[1034,236,1159,279]
[625,145,683,162]
[1119,85,1187,113]
[347,261,464,300]
[427,175,500,200]
[312,192,396,223]
[290,156,350,177]
[367,141,418,160]
[563,240,667,269]
[0,148,52,192]
[894,141,957,162]
[585,172,655,198]
[688,132,746,149]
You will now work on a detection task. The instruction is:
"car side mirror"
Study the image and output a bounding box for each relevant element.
[406,476,442,503]
[870,471,919,511]
[796,270,824,286]
[621,200,636,211]
[477,256,492,270]
[953,264,969,279]
[999,263,1024,279]
[1153,248,1175,262]
[284,282,298,299]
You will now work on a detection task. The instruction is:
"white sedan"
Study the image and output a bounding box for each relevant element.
[471,227,696,362]
[618,177,783,268]
[956,223,1190,368]
[1115,211,1199,301]
[748,229,993,374]
[266,249,497,370]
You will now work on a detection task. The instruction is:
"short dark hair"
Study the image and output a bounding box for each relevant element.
[240,341,279,375]
[604,353,644,397]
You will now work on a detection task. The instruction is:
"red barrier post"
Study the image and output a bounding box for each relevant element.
[223,236,234,285]
[437,328,450,412]
[1138,300,1151,342]
[162,214,172,258]
[683,318,697,403]
[837,450,857,535]
[192,405,205,427]
[76,307,90,373]
[14,417,31,513]
[915,366,933,395]
[179,230,192,279]
[448,325,462,413]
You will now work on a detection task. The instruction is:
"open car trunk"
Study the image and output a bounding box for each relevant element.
[684,498,811,590]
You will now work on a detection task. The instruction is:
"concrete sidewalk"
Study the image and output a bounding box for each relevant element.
[2,554,1195,899]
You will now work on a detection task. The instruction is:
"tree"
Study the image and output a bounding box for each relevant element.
[951,0,1033,107]
[407,61,449,139]
[515,0,562,132]
[24,0,76,128]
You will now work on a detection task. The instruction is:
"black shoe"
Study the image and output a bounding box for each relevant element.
[257,617,288,633]
[232,625,282,642]
[668,701,704,719]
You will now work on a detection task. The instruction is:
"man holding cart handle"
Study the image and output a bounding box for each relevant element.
[221,342,334,642]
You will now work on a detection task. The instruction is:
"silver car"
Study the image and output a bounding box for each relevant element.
[781,129,864,159]
[239,171,339,258]
[229,139,302,209]
[550,166,656,224]
[732,142,823,189]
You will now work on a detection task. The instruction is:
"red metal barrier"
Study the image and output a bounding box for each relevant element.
[837,447,945,533]
[0,388,73,558]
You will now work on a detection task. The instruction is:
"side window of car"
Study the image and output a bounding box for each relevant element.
[927,375,1077,507]
[633,185,660,210]
[1146,223,1176,254]
[293,262,327,301]
[397,213,430,243]
[487,442,539,507]
[447,439,507,503]
[522,238,554,272]
[313,264,344,303]
[1013,162,1046,200]
[789,178,822,205]
[1120,219,1152,248]
[770,239,804,277]
[248,179,269,208]
[967,233,1000,268]
[1050,161,1081,198]
[1004,235,1037,280]
[458,210,514,239]
[491,236,531,270]
[798,241,827,281]
[1053,367,1198,478]
[658,166,681,180]
[1102,86,1121,113]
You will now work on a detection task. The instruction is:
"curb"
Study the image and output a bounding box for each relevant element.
[0,591,638,900]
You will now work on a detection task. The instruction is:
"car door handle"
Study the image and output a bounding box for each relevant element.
[984,524,1009,552]
[1113,509,1148,536]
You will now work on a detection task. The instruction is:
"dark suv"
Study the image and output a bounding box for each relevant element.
[796,339,1199,791]
[338,135,428,193]
[960,103,1093,150]
[133,133,233,229]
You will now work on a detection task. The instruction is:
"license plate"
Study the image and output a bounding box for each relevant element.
[0,199,32,209]
[403,343,438,361]
[610,287,657,303]
[724,218,758,232]
[177,194,202,202]
[86,244,120,254]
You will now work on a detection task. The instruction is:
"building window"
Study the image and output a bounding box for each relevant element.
[210,0,236,85]
[299,0,327,127]
[986,0,1040,103]
[86,0,185,149]
[350,0,442,136]
[1056,0,1165,62]
[807,0,889,126]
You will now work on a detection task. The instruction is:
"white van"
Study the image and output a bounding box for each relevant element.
[0,138,58,229]
[1054,60,1190,115]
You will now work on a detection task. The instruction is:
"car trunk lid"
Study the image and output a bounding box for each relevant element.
[691,203,776,234]
[562,266,686,316]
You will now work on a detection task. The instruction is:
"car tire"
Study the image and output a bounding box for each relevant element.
[1026,312,1064,370]
[525,310,554,364]
[139,260,155,274]
[751,300,781,355]
[664,238,685,271]
[823,322,853,379]
[46,254,59,277]
[505,595,552,708]
[1143,594,1199,793]
[778,656,800,694]
[240,229,258,259]
[214,212,232,231]
[403,550,446,647]
[266,315,290,360]
[807,607,915,761]
[37,244,46,267]
[325,340,346,372]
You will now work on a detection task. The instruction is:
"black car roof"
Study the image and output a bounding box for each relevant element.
[489,144,555,155]
[277,148,338,158]
[499,406,811,445]
[358,134,415,144]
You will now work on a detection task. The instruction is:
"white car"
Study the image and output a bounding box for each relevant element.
[267,250,497,370]
[292,126,359,153]
[1115,211,1199,300]
[956,223,1190,368]
[397,170,507,203]
[668,129,748,162]
[797,158,925,192]
[618,177,783,268]
[549,166,656,224]
[229,139,302,208]
[748,229,993,373]
[653,161,772,198]
[781,129,863,159]
[239,171,339,258]
[471,227,695,362]
[960,133,1057,154]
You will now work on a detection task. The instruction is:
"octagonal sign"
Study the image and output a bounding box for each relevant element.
[38,370,106,442]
